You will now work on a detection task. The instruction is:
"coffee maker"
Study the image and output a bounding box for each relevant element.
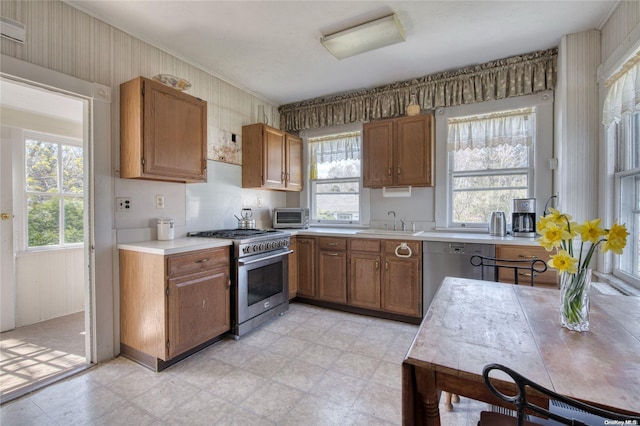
[512,198,536,237]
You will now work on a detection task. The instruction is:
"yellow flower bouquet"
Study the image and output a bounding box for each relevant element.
[537,208,629,331]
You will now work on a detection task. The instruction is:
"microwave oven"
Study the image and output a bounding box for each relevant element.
[273,208,309,229]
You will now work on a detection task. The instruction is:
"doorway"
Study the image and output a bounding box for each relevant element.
[0,78,91,402]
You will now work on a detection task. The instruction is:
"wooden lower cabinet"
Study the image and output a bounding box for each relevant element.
[317,237,347,304]
[348,239,382,310]
[120,246,230,370]
[296,237,316,298]
[296,236,422,320]
[382,241,422,317]
[348,252,381,310]
[496,245,558,288]
[288,237,298,299]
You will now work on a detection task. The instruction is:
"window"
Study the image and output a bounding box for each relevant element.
[309,132,361,224]
[24,134,84,249]
[447,108,535,227]
[614,117,640,286]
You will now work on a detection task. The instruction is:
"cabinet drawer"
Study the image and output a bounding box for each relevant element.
[167,247,230,277]
[349,238,381,253]
[383,240,421,259]
[318,237,347,251]
[496,245,557,287]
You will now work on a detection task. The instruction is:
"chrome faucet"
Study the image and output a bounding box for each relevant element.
[400,219,407,231]
[387,210,397,231]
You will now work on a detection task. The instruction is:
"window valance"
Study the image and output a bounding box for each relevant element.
[602,58,640,127]
[447,108,535,152]
[279,48,556,132]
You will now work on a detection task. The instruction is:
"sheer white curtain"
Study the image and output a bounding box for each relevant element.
[602,60,640,128]
[309,132,360,179]
[447,108,535,152]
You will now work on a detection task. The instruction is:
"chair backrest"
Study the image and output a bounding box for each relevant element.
[482,363,640,426]
[470,255,547,285]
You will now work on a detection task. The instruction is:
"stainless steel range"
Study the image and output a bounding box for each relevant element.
[188,229,291,338]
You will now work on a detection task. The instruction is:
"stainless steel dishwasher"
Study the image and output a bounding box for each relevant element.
[422,241,495,313]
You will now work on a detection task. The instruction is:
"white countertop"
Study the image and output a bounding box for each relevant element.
[290,228,541,246]
[117,237,232,255]
[117,228,540,255]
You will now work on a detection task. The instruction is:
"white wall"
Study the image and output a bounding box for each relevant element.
[1,0,284,361]
[15,249,84,326]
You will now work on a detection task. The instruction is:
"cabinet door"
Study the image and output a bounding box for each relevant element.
[286,134,303,191]
[167,268,230,359]
[143,79,207,181]
[363,120,394,187]
[348,252,381,310]
[296,237,316,298]
[318,250,347,304]
[382,256,422,317]
[288,237,298,299]
[263,126,286,189]
[395,115,432,186]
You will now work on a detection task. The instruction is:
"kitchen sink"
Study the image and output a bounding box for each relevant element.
[356,229,422,236]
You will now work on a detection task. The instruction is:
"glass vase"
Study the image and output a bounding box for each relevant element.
[560,268,591,332]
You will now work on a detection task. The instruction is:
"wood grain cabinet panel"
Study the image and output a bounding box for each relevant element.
[363,114,433,188]
[242,123,303,191]
[496,245,558,288]
[120,76,207,183]
[288,237,298,299]
[348,252,382,310]
[381,240,423,318]
[317,237,347,304]
[296,237,316,298]
[119,246,230,370]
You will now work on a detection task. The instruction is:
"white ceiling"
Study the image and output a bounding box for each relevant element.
[64,1,617,106]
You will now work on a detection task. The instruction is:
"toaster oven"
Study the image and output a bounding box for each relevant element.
[273,208,309,229]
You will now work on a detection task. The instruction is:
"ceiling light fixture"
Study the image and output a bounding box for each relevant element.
[321,13,406,60]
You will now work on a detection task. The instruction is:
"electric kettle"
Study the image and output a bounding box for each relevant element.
[489,211,506,236]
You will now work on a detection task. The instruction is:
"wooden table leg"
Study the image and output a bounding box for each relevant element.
[415,367,441,426]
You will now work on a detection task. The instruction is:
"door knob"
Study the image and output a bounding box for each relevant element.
[1,213,12,220]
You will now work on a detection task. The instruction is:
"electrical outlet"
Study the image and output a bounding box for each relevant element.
[156,194,165,209]
[116,197,131,212]
[257,197,262,208]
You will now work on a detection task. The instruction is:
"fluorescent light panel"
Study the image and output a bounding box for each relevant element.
[321,14,405,60]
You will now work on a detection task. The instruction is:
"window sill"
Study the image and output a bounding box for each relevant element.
[593,271,640,296]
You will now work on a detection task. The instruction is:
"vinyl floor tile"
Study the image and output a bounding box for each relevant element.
[0,303,485,426]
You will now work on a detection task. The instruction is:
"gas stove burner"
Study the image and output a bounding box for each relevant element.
[188,229,279,238]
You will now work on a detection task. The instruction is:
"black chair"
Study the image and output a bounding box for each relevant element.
[470,255,548,286]
[479,363,640,426]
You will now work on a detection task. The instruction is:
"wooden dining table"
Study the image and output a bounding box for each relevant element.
[402,277,640,425]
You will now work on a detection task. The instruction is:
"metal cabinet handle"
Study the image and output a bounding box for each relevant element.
[326,252,339,256]
[375,261,379,270]
[328,242,338,246]
[388,167,392,177]
[397,167,401,176]
[194,258,210,264]
[518,254,538,259]
[385,261,389,271]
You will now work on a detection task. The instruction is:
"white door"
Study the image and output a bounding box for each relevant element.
[0,127,16,332]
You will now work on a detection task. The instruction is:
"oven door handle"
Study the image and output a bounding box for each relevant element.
[238,250,294,265]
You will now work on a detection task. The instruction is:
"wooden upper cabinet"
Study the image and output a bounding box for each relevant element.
[242,123,303,191]
[120,76,207,183]
[286,134,303,191]
[363,120,394,187]
[362,113,433,188]
[396,115,433,186]
[263,126,286,189]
